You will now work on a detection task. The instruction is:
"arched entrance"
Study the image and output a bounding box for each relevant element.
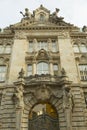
[28,102,59,130]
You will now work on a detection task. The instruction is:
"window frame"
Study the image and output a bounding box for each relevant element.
[73,43,80,53]
[37,62,49,75]
[53,64,58,76]
[0,65,7,82]
[79,43,87,53]
[79,64,87,81]
[52,40,58,52]
[27,64,33,76]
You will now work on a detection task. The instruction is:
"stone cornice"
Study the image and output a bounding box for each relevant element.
[0,33,14,38]
[70,32,87,38]
[9,26,78,31]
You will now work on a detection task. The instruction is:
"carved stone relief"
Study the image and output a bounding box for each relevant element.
[0,56,10,65]
[63,86,74,111]
[24,92,37,106]
[54,89,63,98]
[58,31,70,39]
[36,49,49,60]
[14,31,27,39]
[0,39,13,45]
[35,84,52,101]
[62,85,74,130]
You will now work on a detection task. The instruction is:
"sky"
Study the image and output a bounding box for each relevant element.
[0,0,87,29]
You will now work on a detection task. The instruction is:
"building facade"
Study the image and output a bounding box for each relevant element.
[0,5,87,130]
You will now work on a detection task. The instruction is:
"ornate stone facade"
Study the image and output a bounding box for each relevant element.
[0,5,87,130]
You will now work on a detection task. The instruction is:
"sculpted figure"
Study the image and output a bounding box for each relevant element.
[13,86,24,108]
[61,68,66,76]
[63,86,73,130]
[63,86,73,110]
[20,8,31,18]
[18,68,24,79]
[52,8,60,18]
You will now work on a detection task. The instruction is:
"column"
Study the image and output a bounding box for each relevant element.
[49,61,54,75]
[32,61,36,75]
[13,81,24,130]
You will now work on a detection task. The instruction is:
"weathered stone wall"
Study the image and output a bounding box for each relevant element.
[0,85,16,130]
[9,38,28,83]
[58,31,78,83]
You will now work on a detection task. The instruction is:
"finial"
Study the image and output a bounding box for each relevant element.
[40,4,43,7]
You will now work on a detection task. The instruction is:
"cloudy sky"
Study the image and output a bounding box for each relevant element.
[0,0,87,28]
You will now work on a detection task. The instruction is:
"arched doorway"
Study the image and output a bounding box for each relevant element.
[28,102,59,130]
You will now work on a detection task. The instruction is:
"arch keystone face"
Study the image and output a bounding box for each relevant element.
[35,84,52,101]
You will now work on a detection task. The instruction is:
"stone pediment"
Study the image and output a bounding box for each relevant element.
[7,5,75,30]
[12,21,58,28]
[10,20,73,30]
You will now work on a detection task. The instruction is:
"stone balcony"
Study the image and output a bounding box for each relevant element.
[24,74,71,86]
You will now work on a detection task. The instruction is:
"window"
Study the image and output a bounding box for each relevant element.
[0,44,12,54]
[79,64,87,81]
[80,44,87,53]
[28,39,58,52]
[53,64,58,75]
[5,45,11,53]
[73,43,87,53]
[38,41,48,51]
[29,41,33,52]
[40,14,45,21]
[27,65,32,76]
[37,62,49,74]
[52,40,57,52]
[0,66,6,82]
[0,45,4,54]
[73,44,80,53]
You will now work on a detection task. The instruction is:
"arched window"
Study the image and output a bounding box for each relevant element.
[29,103,59,130]
[73,43,79,53]
[80,43,87,53]
[40,14,45,21]
[37,62,49,74]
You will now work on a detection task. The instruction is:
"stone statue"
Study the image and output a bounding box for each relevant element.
[18,68,24,79]
[52,8,60,19]
[13,86,24,108]
[63,86,73,110]
[63,86,73,130]
[61,68,66,76]
[20,8,31,18]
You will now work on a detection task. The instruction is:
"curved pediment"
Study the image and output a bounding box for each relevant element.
[36,49,50,60]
